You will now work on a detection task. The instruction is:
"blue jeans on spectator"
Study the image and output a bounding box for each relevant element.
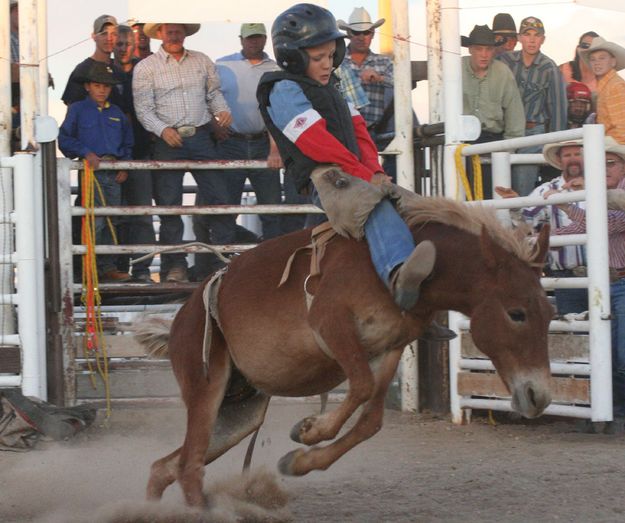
[512,123,545,196]
[282,175,310,233]
[215,135,282,240]
[611,278,625,416]
[83,170,122,274]
[118,167,155,277]
[309,188,414,287]
[152,126,220,276]
[554,288,588,315]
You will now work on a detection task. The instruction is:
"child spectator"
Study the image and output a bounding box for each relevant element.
[58,62,134,282]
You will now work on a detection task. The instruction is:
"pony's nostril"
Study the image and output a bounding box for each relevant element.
[526,384,537,408]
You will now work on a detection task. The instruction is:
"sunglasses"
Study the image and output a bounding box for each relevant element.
[349,30,373,36]
[579,42,591,49]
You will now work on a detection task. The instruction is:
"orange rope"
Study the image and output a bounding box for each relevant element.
[80,161,112,417]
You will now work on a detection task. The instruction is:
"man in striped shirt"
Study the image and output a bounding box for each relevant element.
[495,139,586,315]
[497,16,567,196]
[133,23,232,283]
[552,138,625,422]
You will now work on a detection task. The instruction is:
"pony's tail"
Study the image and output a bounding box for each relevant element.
[132,316,172,358]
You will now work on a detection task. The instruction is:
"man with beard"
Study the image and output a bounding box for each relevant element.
[495,140,587,314]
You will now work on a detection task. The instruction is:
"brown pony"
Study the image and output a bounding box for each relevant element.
[137,195,553,506]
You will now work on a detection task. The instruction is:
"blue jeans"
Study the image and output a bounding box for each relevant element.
[364,199,415,285]
[152,126,219,275]
[512,123,545,196]
[80,169,122,273]
[611,278,625,416]
[309,188,414,286]
[215,135,282,240]
[118,167,155,276]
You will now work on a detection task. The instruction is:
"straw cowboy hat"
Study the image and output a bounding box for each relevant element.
[580,37,625,71]
[143,23,201,39]
[461,25,503,47]
[337,7,385,32]
[542,139,584,170]
[605,136,625,162]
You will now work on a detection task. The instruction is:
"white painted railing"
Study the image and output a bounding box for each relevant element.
[0,152,47,398]
[448,125,612,424]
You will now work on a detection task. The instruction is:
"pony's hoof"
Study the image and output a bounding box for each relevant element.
[277,449,306,476]
[290,416,315,443]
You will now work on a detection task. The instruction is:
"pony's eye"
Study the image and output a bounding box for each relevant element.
[508,309,526,323]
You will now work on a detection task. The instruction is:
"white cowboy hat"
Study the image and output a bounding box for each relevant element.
[143,23,201,40]
[337,7,385,32]
[542,139,584,170]
[605,136,625,163]
[579,36,625,71]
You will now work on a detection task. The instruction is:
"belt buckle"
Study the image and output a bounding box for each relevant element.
[177,126,196,138]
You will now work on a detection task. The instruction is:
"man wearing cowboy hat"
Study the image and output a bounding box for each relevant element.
[133,23,232,283]
[491,13,517,55]
[461,24,524,198]
[497,16,567,196]
[337,10,389,122]
[580,37,625,144]
[337,7,405,178]
[550,137,625,428]
[495,139,588,314]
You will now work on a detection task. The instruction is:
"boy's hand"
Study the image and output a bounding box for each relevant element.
[161,127,183,148]
[370,172,392,186]
[85,152,101,170]
[115,170,128,183]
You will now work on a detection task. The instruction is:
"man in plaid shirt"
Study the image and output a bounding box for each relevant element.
[133,22,232,283]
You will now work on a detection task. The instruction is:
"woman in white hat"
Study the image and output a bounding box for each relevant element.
[580,37,625,144]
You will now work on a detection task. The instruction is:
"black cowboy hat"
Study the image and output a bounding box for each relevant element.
[461,25,503,47]
[80,62,118,85]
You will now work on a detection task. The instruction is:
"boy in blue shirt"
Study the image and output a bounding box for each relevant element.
[59,61,134,282]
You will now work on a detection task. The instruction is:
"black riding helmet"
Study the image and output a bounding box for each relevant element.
[272,3,346,75]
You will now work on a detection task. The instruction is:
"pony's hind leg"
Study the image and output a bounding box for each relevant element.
[291,304,375,446]
[280,348,403,476]
[146,447,181,500]
[177,332,231,507]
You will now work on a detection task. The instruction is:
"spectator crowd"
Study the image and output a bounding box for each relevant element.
[6,1,625,424]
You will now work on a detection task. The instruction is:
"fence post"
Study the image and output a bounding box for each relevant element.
[11,152,46,398]
[584,124,613,422]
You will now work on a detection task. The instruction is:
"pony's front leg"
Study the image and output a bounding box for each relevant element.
[291,305,375,446]
[279,348,403,476]
[177,338,231,506]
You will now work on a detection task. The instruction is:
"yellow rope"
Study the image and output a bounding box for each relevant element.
[80,161,112,418]
[454,144,484,201]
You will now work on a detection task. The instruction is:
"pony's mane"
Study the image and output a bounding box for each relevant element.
[400,196,536,264]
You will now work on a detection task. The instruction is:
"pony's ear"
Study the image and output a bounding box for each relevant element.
[531,224,550,277]
[479,225,498,271]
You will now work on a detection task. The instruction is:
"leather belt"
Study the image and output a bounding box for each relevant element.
[229,131,267,140]
[610,267,625,283]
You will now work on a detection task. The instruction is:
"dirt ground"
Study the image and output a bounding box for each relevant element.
[2,398,625,523]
